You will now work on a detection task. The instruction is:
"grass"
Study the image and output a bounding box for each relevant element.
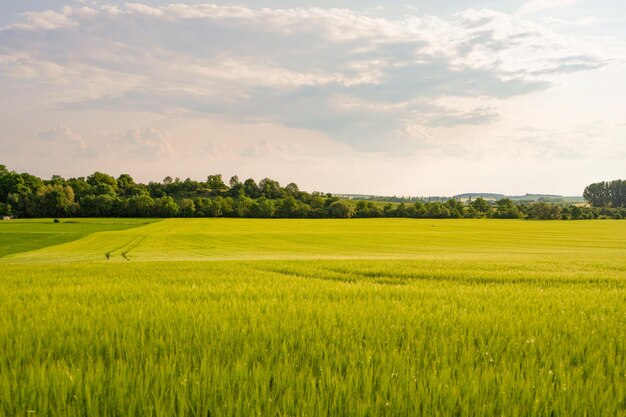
[1,218,625,416]
[0,218,158,258]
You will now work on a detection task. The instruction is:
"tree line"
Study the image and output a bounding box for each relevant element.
[583,180,626,208]
[1,165,624,220]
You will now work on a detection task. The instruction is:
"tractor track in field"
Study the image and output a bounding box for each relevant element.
[105,233,148,260]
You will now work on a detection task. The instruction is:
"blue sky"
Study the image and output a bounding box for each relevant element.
[1,0,625,195]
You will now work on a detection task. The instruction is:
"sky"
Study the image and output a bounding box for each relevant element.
[1,0,625,196]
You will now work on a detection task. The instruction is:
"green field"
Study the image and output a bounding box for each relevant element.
[1,218,625,416]
[0,218,158,258]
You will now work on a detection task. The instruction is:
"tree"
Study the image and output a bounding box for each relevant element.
[328,201,354,218]
[276,196,298,217]
[154,196,179,217]
[250,197,275,218]
[284,182,299,197]
[394,203,409,218]
[48,175,66,186]
[87,172,118,192]
[67,177,91,200]
[583,182,611,207]
[229,175,245,197]
[529,202,561,220]
[234,196,254,217]
[207,174,227,196]
[178,198,196,217]
[608,180,626,208]
[570,206,583,220]
[4,173,43,217]
[194,197,221,217]
[117,174,136,196]
[124,194,155,217]
[215,196,234,217]
[80,194,117,217]
[470,197,491,217]
[355,201,383,218]
[410,201,426,218]
[259,178,285,199]
[425,202,450,218]
[494,198,522,219]
[444,199,464,218]
[243,178,261,199]
[36,184,75,217]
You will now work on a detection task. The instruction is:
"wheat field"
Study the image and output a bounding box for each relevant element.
[1,218,625,416]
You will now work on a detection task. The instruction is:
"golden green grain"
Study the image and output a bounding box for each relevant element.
[1,219,625,416]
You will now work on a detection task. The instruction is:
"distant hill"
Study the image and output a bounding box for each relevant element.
[455,193,585,203]
[454,193,505,201]
[335,193,586,204]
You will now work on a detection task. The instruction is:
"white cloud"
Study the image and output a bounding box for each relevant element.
[37,125,87,151]
[203,142,232,161]
[518,0,577,15]
[240,138,286,159]
[0,2,622,160]
[120,127,174,158]
[544,16,603,26]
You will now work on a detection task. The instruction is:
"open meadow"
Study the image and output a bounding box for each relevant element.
[1,218,626,416]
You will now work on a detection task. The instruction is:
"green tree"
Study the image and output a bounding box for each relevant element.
[250,197,276,218]
[259,178,285,199]
[228,175,245,197]
[494,198,522,219]
[425,202,450,218]
[234,196,254,217]
[355,201,383,218]
[193,197,220,217]
[583,182,610,207]
[529,202,562,220]
[570,206,583,220]
[216,197,234,217]
[284,183,300,197]
[87,172,118,193]
[276,196,298,218]
[444,199,464,218]
[470,197,491,217]
[409,201,426,218]
[154,196,179,217]
[67,177,91,200]
[207,174,227,196]
[117,174,136,196]
[36,184,76,217]
[608,180,626,208]
[124,195,155,217]
[80,194,117,217]
[178,198,196,217]
[243,179,261,199]
[328,201,354,218]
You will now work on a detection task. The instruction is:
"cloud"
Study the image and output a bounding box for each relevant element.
[119,127,174,158]
[509,122,626,160]
[0,2,617,154]
[543,16,603,27]
[517,0,577,15]
[204,142,232,161]
[240,139,286,159]
[37,125,87,151]
[421,106,501,128]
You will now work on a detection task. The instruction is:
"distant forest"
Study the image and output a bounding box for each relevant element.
[1,164,624,220]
